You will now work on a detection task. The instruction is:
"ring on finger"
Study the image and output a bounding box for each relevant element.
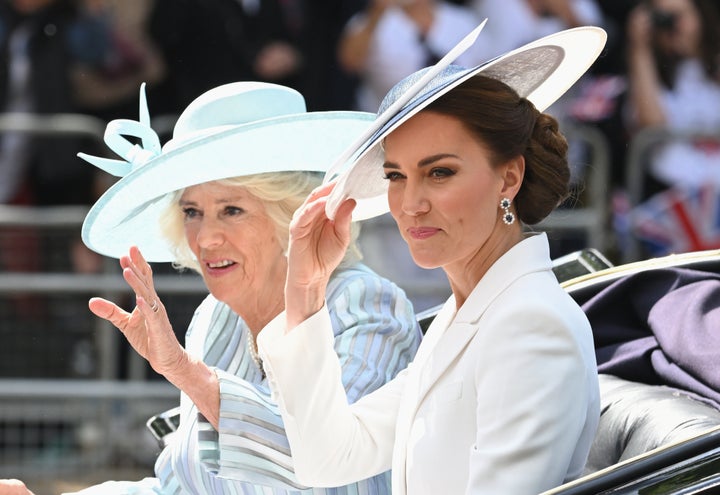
[150,300,159,313]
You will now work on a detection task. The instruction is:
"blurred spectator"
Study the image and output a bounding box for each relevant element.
[301,0,366,110]
[559,1,630,192]
[69,0,166,122]
[337,0,484,112]
[468,0,605,60]
[146,0,307,115]
[0,0,161,325]
[625,0,720,135]
[591,1,636,75]
[0,0,100,283]
[0,0,105,207]
[0,0,162,206]
[623,0,720,257]
[469,0,606,122]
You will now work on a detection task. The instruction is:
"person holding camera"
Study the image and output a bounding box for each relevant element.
[337,0,485,112]
[626,0,720,132]
[469,0,604,60]
[624,0,720,256]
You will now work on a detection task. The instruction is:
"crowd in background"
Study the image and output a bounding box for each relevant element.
[0,1,718,488]
[0,0,719,263]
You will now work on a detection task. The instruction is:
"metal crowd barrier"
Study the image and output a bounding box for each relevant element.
[0,204,206,481]
[537,122,612,255]
[0,112,195,482]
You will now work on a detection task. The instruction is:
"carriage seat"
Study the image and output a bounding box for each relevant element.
[584,373,720,474]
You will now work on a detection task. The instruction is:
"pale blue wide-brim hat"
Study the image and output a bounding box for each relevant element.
[324,22,608,221]
[79,81,375,262]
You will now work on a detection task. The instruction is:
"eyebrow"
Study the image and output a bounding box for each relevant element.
[178,196,246,206]
[383,153,460,169]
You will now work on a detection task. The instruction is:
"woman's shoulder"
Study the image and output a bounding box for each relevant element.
[506,269,584,313]
[463,264,588,339]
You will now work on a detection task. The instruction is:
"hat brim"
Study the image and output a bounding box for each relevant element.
[82,111,374,262]
[324,25,607,221]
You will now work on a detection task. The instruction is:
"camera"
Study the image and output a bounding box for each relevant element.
[651,9,677,31]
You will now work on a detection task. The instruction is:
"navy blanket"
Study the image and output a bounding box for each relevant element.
[582,267,720,409]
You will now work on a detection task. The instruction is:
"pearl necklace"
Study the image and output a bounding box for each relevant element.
[247,330,265,378]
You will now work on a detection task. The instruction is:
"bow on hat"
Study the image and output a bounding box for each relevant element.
[78,83,162,177]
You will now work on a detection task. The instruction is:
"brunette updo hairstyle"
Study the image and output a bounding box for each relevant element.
[425,74,570,225]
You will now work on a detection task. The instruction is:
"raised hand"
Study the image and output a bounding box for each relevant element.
[627,3,653,51]
[88,246,188,379]
[285,182,356,328]
[0,479,34,495]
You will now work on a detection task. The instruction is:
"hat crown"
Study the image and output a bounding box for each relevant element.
[378,44,565,118]
[379,65,467,114]
[172,82,307,139]
[77,82,310,178]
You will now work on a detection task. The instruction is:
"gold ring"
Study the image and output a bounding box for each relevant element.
[150,300,159,313]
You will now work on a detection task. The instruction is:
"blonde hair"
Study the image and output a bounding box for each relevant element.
[159,171,363,273]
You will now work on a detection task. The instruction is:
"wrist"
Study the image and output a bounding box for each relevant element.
[168,353,214,393]
[285,280,326,330]
[169,356,220,428]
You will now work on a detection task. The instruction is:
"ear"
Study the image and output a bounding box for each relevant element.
[499,155,525,200]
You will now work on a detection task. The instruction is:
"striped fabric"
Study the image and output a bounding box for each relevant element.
[153,263,421,494]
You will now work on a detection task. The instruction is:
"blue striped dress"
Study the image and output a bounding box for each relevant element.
[152,263,422,494]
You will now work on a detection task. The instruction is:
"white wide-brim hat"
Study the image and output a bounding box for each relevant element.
[79,82,375,262]
[323,22,608,221]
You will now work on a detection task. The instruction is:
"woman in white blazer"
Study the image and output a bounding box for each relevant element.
[257,26,606,495]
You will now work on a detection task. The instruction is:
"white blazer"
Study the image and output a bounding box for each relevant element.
[259,233,600,495]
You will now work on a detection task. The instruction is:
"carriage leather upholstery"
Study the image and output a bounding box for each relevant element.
[584,373,720,473]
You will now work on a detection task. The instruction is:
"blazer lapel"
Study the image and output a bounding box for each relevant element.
[411,295,486,412]
[391,234,553,494]
[391,298,458,494]
[411,233,553,398]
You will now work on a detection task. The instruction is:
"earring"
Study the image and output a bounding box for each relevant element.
[500,198,515,225]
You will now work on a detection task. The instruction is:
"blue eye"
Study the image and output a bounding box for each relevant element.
[182,207,200,219]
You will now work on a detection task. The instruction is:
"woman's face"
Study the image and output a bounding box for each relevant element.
[383,111,519,275]
[180,181,287,313]
[652,0,701,58]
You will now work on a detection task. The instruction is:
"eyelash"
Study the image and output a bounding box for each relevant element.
[181,206,245,219]
[431,167,455,178]
[224,206,245,216]
[383,167,456,181]
[383,171,404,181]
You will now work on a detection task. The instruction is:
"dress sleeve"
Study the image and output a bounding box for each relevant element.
[203,271,421,488]
[260,306,409,487]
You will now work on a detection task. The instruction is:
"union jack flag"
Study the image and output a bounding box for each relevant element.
[632,184,720,256]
